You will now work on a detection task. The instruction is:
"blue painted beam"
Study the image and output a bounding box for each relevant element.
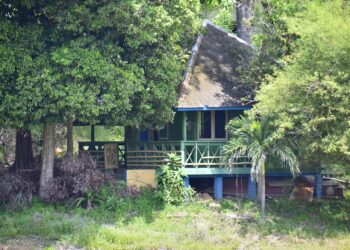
[214,176,223,200]
[183,176,190,188]
[174,106,252,111]
[247,176,257,200]
[184,169,320,178]
[184,167,251,176]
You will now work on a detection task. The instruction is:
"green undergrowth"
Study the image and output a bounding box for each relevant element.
[1,194,350,250]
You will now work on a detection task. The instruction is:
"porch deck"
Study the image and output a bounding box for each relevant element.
[78,140,250,169]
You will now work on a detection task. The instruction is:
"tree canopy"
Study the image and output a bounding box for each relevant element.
[254,0,350,168]
[0,0,201,129]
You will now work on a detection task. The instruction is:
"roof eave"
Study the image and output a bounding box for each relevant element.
[173,106,252,111]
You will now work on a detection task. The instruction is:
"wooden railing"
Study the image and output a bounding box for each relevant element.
[126,141,181,168]
[78,140,251,169]
[78,141,126,168]
[126,141,251,168]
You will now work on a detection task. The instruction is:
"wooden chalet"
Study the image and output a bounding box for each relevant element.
[78,21,324,199]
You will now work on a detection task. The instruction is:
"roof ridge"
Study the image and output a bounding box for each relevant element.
[177,20,253,108]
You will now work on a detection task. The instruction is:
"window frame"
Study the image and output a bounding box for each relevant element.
[158,124,169,140]
[197,111,228,140]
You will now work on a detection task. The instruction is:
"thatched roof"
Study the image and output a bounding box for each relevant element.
[177,20,253,109]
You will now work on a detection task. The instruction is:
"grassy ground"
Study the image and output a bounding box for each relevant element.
[0,196,350,250]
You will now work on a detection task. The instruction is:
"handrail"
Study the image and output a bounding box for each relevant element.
[78,140,251,169]
[78,141,126,168]
[126,141,250,168]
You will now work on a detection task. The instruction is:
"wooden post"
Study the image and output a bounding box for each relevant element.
[247,175,257,199]
[181,112,187,167]
[194,142,198,167]
[66,115,74,157]
[314,174,323,199]
[183,176,190,188]
[90,125,95,142]
[181,141,185,166]
[214,176,223,200]
[182,112,187,141]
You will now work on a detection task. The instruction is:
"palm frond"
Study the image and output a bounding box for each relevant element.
[271,145,300,176]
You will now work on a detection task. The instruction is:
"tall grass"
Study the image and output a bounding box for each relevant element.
[1,194,350,250]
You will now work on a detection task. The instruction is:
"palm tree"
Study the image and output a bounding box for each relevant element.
[223,116,300,219]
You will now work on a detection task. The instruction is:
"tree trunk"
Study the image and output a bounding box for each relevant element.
[39,123,55,201]
[236,0,255,44]
[66,116,74,158]
[11,129,34,172]
[257,161,266,220]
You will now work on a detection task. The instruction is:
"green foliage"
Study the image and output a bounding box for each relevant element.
[202,0,235,31]
[0,0,201,129]
[238,0,306,98]
[0,148,4,162]
[201,0,235,32]
[255,0,350,169]
[344,190,350,200]
[75,183,164,223]
[157,153,195,205]
[70,188,96,210]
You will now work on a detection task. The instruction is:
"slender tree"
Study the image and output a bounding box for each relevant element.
[224,116,300,219]
[39,123,55,199]
[66,115,74,158]
[236,0,255,44]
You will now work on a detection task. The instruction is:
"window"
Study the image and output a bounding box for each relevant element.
[215,111,226,138]
[199,111,227,139]
[199,111,212,138]
[158,125,169,140]
[149,125,169,141]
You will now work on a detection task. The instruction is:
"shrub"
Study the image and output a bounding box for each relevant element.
[0,171,34,210]
[344,190,350,200]
[95,183,140,211]
[157,153,195,205]
[43,177,69,203]
[44,154,116,206]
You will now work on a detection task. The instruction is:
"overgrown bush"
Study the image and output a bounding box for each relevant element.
[44,154,116,206]
[0,170,34,210]
[95,183,144,211]
[95,184,163,222]
[43,178,69,204]
[344,190,350,200]
[157,153,195,205]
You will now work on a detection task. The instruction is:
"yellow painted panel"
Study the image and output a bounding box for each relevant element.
[127,169,157,189]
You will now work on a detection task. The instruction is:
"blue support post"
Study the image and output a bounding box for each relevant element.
[214,176,223,200]
[247,176,257,200]
[314,174,323,199]
[183,176,190,188]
